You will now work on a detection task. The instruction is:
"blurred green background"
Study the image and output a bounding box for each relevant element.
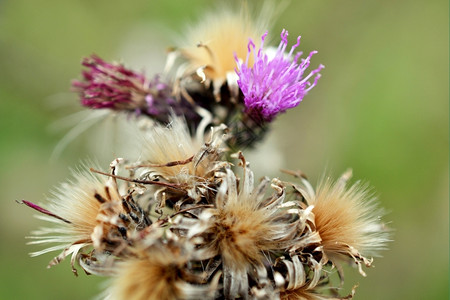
[0,0,447,299]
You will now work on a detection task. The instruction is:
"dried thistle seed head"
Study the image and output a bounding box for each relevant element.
[26,167,120,271]
[178,5,269,84]
[294,170,390,273]
[172,2,275,103]
[26,165,149,274]
[106,238,218,300]
[136,116,228,202]
[184,156,305,298]
[139,116,201,179]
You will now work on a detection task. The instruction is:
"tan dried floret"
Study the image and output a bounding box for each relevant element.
[178,154,312,298]
[132,116,228,205]
[27,163,149,275]
[175,4,272,98]
[292,170,390,275]
[106,234,219,300]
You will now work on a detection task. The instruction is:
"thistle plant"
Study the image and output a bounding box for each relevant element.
[20,4,391,300]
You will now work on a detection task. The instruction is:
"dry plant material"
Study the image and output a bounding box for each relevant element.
[21,3,391,300]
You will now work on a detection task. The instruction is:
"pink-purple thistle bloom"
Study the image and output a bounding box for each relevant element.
[235,30,324,122]
[73,55,147,110]
[73,55,187,120]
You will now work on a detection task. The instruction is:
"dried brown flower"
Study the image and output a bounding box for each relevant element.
[179,155,309,298]
[293,170,390,275]
[175,5,272,98]
[131,116,228,205]
[106,236,218,300]
[26,163,150,275]
[21,3,392,299]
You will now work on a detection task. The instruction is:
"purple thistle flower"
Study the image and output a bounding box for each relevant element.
[235,30,324,122]
[73,55,147,110]
[72,55,200,124]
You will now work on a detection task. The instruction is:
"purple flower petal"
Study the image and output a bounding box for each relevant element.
[19,200,71,224]
[235,30,324,122]
[72,55,200,124]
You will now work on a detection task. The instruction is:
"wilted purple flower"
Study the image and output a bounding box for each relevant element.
[73,55,146,110]
[72,55,197,122]
[235,30,324,122]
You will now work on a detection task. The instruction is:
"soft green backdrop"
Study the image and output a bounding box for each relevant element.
[0,0,448,299]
